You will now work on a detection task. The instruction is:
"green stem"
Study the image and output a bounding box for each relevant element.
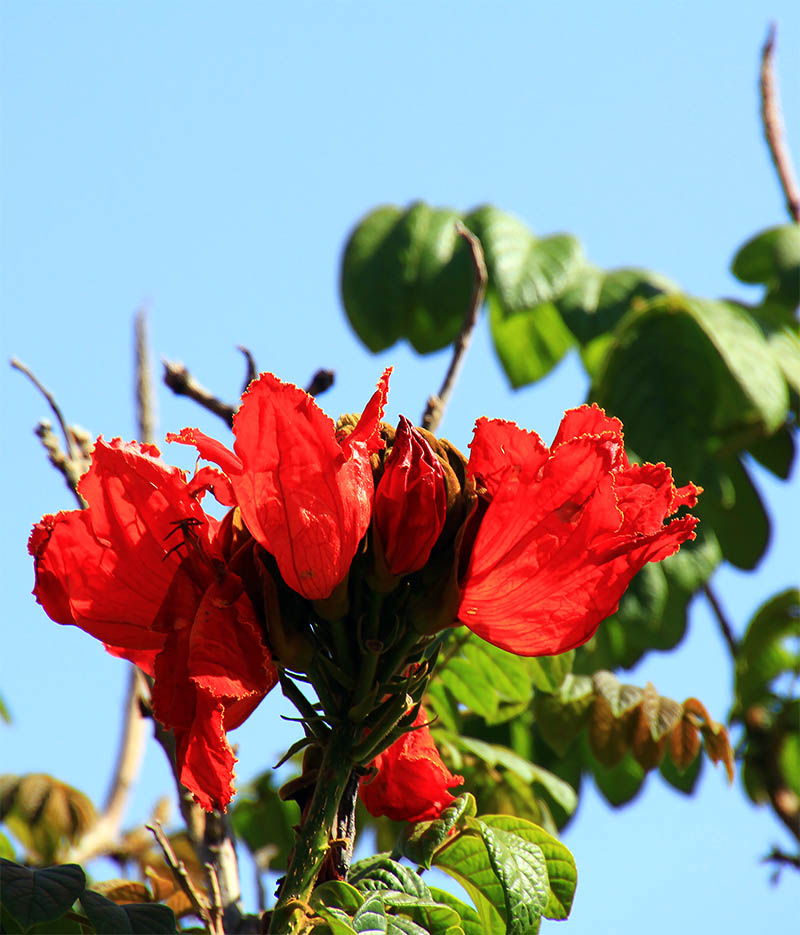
[268,726,357,934]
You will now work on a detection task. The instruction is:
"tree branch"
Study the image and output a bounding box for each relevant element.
[10,358,89,506]
[703,583,738,657]
[163,359,237,428]
[421,222,487,433]
[760,24,800,223]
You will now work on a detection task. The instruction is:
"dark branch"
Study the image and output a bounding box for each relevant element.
[162,359,237,428]
[422,222,488,433]
[703,583,738,657]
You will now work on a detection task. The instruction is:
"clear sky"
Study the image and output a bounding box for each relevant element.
[2,2,799,932]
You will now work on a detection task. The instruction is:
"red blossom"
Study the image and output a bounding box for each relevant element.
[459,404,701,656]
[359,708,463,823]
[169,368,391,600]
[29,438,277,811]
[374,416,447,575]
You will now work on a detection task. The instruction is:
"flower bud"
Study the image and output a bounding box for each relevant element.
[374,416,447,576]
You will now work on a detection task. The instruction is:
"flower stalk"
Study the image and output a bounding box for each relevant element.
[268,725,358,935]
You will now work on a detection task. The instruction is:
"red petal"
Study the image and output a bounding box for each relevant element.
[551,403,623,448]
[188,574,278,700]
[468,418,548,495]
[340,367,391,457]
[613,462,676,536]
[186,466,237,507]
[167,428,243,478]
[228,372,375,599]
[28,438,213,653]
[174,694,237,812]
[360,708,463,823]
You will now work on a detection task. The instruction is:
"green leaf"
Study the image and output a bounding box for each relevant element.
[437,634,536,724]
[659,747,703,794]
[558,266,678,346]
[385,914,430,935]
[591,295,789,479]
[748,424,796,480]
[527,652,574,693]
[431,830,506,934]
[488,297,574,388]
[480,816,577,921]
[400,794,476,870]
[779,734,800,798]
[341,203,475,354]
[79,890,177,934]
[479,821,548,934]
[352,893,389,934]
[230,770,299,870]
[350,855,430,901]
[731,224,800,308]
[312,881,365,914]
[0,691,11,725]
[317,904,360,935]
[0,831,15,861]
[466,206,583,311]
[428,887,483,935]
[444,736,577,816]
[768,323,800,395]
[533,675,594,756]
[735,588,800,712]
[0,859,86,930]
[590,749,646,807]
[698,455,770,570]
[378,893,462,935]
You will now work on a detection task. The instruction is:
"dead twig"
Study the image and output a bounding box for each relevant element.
[146,821,221,935]
[135,308,157,445]
[703,583,738,657]
[760,24,800,222]
[237,345,258,392]
[162,359,237,428]
[421,222,487,433]
[11,358,90,506]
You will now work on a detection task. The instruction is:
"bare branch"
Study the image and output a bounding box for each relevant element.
[760,24,800,222]
[146,821,221,935]
[135,308,157,445]
[162,359,236,428]
[12,358,89,506]
[237,345,258,392]
[421,222,488,433]
[703,583,738,657]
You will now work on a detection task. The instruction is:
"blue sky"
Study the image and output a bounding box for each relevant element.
[2,3,799,932]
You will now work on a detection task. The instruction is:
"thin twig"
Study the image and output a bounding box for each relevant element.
[11,357,79,462]
[146,822,219,934]
[162,359,237,427]
[703,583,738,656]
[763,847,800,872]
[760,24,800,222]
[142,687,244,931]
[67,668,150,864]
[135,308,157,445]
[421,222,488,432]
[237,345,258,392]
[205,862,225,935]
[11,358,89,505]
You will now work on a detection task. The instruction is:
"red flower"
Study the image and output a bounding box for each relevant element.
[29,438,277,811]
[359,708,463,823]
[459,404,701,656]
[374,416,447,575]
[169,369,391,600]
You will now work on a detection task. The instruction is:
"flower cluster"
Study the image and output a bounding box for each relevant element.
[30,369,700,818]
